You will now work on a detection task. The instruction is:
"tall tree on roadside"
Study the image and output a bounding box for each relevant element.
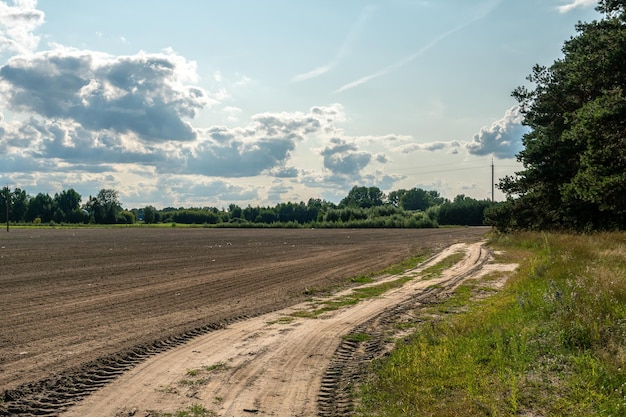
[490,0,626,231]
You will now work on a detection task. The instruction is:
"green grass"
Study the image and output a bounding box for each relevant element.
[158,403,216,417]
[291,276,413,319]
[420,251,466,279]
[289,251,442,319]
[357,232,626,416]
[266,316,296,325]
[346,252,430,285]
[343,333,373,342]
[178,361,231,387]
[202,361,231,372]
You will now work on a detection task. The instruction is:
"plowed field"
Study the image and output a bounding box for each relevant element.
[0,227,487,410]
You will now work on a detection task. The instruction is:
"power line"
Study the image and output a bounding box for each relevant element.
[388,161,523,177]
[390,165,490,176]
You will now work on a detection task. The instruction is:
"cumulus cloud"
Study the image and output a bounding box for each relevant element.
[1,101,350,181]
[178,105,348,178]
[557,0,597,13]
[321,137,373,176]
[184,136,296,177]
[398,141,460,154]
[158,176,259,207]
[0,0,44,55]
[267,183,293,203]
[0,47,208,142]
[466,106,527,158]
[270,166,299,178]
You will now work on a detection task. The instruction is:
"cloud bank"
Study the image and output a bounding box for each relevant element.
[0,0,528,207]
[0,47,206,142]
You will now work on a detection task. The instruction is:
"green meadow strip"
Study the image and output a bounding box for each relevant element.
[356,232,626,416]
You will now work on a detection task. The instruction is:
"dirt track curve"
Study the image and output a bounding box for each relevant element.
[61,240,510,417]
[0,227,490,416]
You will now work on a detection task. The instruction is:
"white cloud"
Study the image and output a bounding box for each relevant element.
[0,47,209,142]
[466,106,527,158]
[0,97,355,187]
[222,106,242,122]
[320,137,373,176]
[557,0,597,13]
[397,141,460,154]
[0,0,44,55]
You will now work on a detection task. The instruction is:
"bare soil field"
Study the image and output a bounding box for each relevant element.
[0,227,488,416]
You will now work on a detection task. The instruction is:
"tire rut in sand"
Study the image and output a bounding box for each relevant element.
[317,244,492,417]
[1,238,494,417]
[0,320,240,416]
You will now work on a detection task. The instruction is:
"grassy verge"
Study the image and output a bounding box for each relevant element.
[357,232,626,416]
[291,252,431,319]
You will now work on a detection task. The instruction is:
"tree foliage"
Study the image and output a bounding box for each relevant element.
[438,195,492,226]
[1,184,493,228]
[389,188,445,211]
[340,186,385,208]
[85,189,123,224]
[491,1,626,231]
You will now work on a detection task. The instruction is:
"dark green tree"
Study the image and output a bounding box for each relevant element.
[143,205,157,224]
[0,187,9,224]
[27,193,54,222]
[9,188,28,222]
[53,189,82,222]
[0,187,29,223]
[438,195,492,226]
[399,188,434,211]
[387,189,407,207]
[494,1,626,231]
[228,204,243,221]
[85,189,122,224]
[340,186,385,208]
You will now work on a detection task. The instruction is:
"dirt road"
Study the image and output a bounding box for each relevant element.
[60,240,513,417]
[0,227,489,416]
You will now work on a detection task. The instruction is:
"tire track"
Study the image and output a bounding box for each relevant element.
[0,320,236,416]
[318,243,492,417]
[54,241,495,417]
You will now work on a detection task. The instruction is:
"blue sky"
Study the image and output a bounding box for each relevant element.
[0,0,600,208]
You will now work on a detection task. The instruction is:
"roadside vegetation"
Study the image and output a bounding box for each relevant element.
[485,1,626,232]
[354,3,625,411]
[357,232,626,416]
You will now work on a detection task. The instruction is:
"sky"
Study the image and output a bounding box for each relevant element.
[0,0,601,209]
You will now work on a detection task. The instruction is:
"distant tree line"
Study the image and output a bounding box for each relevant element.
[0,187,133,225]
[1,185,494,228]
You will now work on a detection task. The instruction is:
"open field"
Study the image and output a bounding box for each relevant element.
[0,227,487,414]
[61,240,502,417]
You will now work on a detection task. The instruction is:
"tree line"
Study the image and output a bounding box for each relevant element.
[1,185,493,228]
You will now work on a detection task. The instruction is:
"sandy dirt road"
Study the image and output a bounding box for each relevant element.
[60,240,515,417]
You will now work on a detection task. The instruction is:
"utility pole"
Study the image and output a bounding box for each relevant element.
[5,185,9,232]
[491,159,495,203]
